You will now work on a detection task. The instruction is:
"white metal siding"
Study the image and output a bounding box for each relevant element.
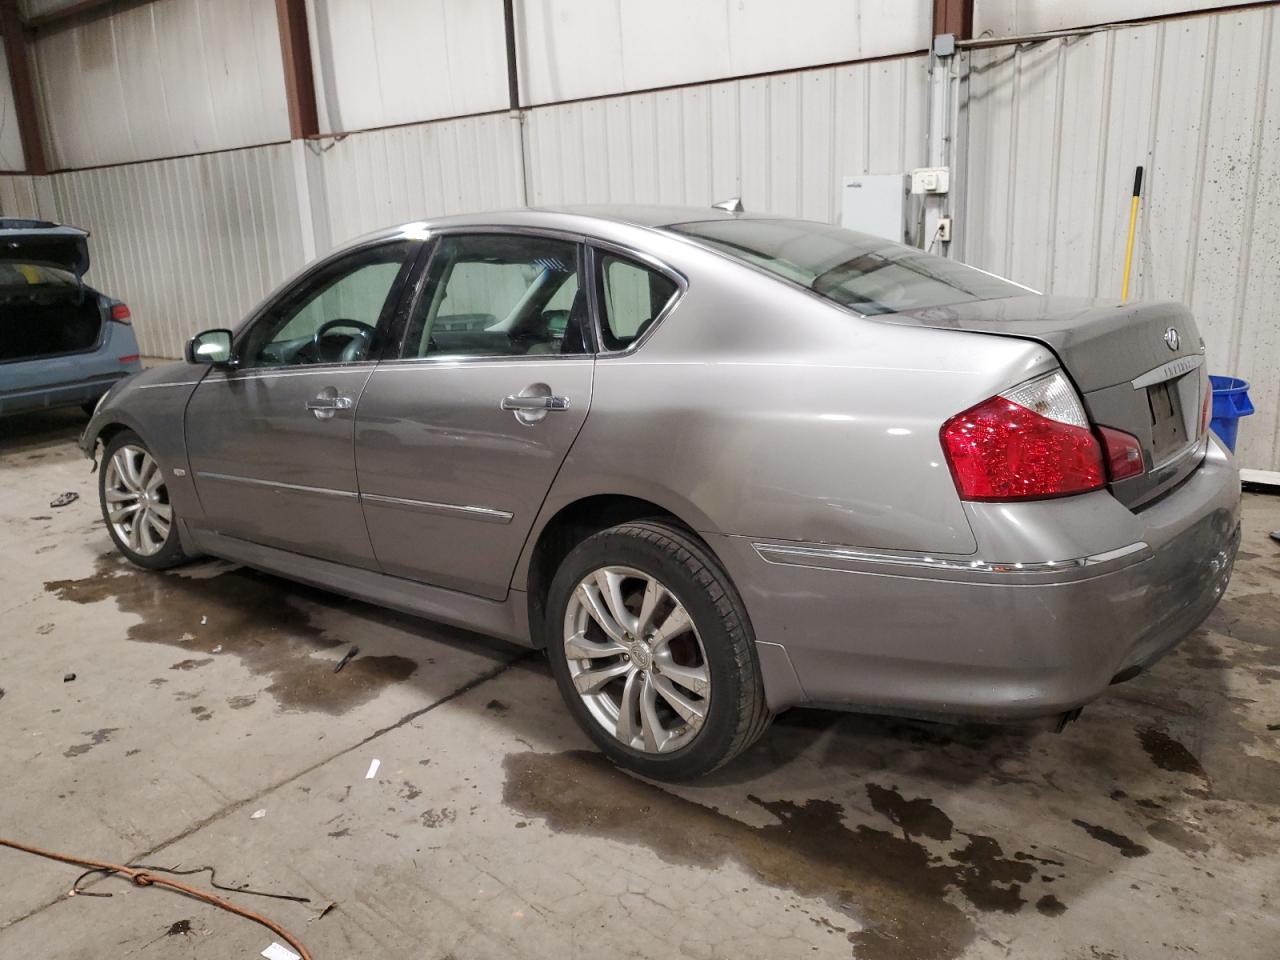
[0,175,53,218]
[0,43,25,171]
[33,0,290,170]
[307,0,509,134]
[516,0,931,106]
[974,0,1249,37]
[47,145,307,359]
[526,56,929,219]
[316,112,522,247]
[961,6,1280,470]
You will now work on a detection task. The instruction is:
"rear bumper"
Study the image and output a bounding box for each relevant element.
[710,437,1241,717]
[0,370,132,416]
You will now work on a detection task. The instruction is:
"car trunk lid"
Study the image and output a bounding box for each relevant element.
[0,219,90,281]
[881,295,1209,508]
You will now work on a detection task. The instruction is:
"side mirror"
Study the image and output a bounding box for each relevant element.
[185,328,235,366]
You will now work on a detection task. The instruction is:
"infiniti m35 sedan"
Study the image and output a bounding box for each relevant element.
[82,206,1240,779]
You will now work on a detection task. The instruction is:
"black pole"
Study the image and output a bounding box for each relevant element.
[503,0,520,110]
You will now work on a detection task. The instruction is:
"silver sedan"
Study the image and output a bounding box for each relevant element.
[82,206,1241,779]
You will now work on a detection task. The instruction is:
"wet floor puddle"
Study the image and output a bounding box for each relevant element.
[504,750,1070,960]
[45,553,417,714]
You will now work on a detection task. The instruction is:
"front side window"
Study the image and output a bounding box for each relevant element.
[668,219,1025,315]
[404,234,587,358]
[239,241,414,369]
[597,255,679,351]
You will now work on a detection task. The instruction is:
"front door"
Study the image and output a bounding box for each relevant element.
[185,239,418,568]
[355,232,594,599]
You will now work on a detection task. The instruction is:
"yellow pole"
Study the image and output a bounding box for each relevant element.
[1121,165,1144,301]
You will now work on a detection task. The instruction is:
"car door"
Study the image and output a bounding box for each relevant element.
[354,231,594,600]
[184,239,419,568]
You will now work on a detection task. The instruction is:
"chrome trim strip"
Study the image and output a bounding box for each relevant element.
[752,539,1153,583]
[196,471,358,500]
[360,492,513,524]
[138,380,204,389]
[1131,353,1204,389]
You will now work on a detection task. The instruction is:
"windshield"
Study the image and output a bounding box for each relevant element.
[669,218,1026,315]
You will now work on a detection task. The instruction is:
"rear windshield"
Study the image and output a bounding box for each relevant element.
[0,262,78,289]
[669,219,1026,315]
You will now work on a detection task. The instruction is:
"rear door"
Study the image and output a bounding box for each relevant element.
[354,231,594,600]
[184,239,418,567]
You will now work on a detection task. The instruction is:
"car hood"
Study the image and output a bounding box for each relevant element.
[0,221,91,279]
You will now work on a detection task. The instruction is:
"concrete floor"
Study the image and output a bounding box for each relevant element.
[2,408,1278,960]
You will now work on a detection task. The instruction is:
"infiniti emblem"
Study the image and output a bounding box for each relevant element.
[1163,327,1180,351]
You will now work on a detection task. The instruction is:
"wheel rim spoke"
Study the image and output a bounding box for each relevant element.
[572,659,631,695]
[639,674,670,752]
[654,656,708,696]
[614,670,642,745]
[650,603,692,650]
[594,569,639,637]
[564,630,626,661]
[650,674,706,726]
[575,582,628,645]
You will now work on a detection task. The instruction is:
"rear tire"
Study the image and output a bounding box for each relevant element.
[545,520,771,780]
[99,429,191,570]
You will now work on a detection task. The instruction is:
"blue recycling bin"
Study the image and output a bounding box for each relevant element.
[1208,376,1253,452]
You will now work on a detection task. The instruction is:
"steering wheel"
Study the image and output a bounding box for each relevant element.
[314,318,376,363]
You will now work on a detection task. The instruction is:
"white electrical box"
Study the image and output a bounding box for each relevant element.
[840,175,907,242]
[910,167,950,195]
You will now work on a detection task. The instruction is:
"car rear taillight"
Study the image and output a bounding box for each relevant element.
[1096,426,1144,481]
[110,303,131,324]
[941,370,1105,501]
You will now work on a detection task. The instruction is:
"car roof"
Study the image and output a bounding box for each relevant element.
[343,204,780,250]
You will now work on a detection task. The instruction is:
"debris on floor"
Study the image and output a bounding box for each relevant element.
[62,672,75,683]
[250,809,267,820]
[364,758,380,779]
[49,491,78,508]
[262,942,302,960]
[333,646,359,674]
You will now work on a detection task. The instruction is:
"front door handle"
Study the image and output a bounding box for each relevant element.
[306,394,354,420]
[501,395,571,412]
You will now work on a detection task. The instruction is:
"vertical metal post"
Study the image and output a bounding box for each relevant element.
[503,0,529,206]
[0,0,48,174]
[923,0,972,256]
[274,0,319,141]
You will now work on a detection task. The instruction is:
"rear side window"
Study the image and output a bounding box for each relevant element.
[597,255,679,351]
[668,218,1024,315]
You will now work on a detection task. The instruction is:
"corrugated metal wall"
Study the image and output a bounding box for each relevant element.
[960,4,1280,471]
[527,57,929,221]
[316,112,523,247]
[33,0,289,169]
[0,175,52,218]
[45,145,307,359]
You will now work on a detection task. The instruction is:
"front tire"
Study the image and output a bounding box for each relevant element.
[99,430,190,570]
[546,520,771,780]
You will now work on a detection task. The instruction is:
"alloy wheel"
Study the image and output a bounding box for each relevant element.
[103,444,171,557]
[562,565,710,754]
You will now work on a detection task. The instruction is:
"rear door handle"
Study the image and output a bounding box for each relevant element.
[306,395,354,419]
[501,395,571,412]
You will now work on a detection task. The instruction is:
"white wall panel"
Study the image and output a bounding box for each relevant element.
[0,174,54,218]
[316,112,522,248]
[48,145,307,358]
[517,0,931,106]
[526,57,929,219]
[974,0,1248,37]
[33,0,289,169]
[307,0,509,134]
[0,43,25,171]
[961,7,1280,470]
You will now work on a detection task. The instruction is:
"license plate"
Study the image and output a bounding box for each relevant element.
[1147,376,1189,462]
